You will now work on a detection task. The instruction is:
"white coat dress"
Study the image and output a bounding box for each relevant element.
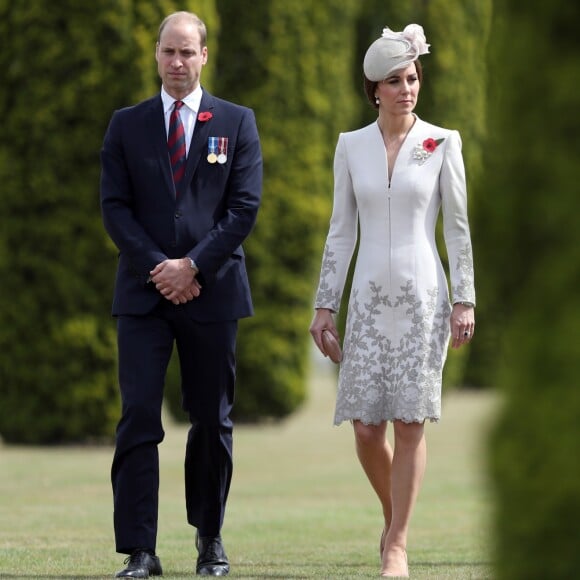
[314,116,475,425]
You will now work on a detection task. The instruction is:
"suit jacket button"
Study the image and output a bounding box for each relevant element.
[175,211,182,218]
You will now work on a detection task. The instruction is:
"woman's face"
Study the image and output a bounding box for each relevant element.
[375,62,420,115]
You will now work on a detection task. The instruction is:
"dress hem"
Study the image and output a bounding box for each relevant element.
[334,415,440,427]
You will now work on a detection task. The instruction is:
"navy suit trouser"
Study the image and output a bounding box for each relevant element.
[111,301,237,554]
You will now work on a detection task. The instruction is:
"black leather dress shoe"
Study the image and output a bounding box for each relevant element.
[196,533,229,576]
[115,550,163,578]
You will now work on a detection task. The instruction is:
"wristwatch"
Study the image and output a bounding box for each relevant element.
[455,301,475,308]
[187,258,199,274]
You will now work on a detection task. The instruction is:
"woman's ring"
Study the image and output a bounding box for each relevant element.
[463,331,470,337]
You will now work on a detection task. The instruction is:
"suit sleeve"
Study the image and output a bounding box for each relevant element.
[313,134,359,312]
[186,108,262,285]
[440,130,476,305]
[100,110,167,284]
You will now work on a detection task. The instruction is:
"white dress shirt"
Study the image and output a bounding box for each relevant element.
[161,85,203,156]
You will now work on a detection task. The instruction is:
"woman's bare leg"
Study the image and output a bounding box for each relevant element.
[381,420,426,577]
[352,421,393,551]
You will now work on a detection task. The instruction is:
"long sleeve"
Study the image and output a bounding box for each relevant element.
[314,134,359,312]
[440,131,476,305]
[100,108,169,283]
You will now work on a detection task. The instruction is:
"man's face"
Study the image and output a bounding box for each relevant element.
[156,18,208,99]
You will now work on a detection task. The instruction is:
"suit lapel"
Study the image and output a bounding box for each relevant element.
[180,91,216,193]
[148,96,175,196]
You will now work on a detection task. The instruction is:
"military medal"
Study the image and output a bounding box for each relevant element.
[217,137,228,164]
[207,137,218,163]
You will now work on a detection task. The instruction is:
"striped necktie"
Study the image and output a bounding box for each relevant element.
[168,100,186,190]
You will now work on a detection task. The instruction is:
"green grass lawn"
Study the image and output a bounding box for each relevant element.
[0,358,497,579]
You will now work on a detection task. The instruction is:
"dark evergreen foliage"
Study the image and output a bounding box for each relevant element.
[0,0,212,443]
[0,0,501,442]
[210,0,360,420]
[487,3,580,577]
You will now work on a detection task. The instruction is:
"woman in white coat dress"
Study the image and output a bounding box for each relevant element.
[310,25,475,578]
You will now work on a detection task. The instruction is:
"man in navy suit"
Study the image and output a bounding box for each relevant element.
[100,11,262,578]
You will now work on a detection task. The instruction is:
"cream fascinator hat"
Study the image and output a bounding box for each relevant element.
[363,24,430,82]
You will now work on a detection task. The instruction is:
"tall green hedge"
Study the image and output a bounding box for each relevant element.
[0,0,498,443]
[487,3,580,578]
[0,0,216,443]
[423,0,491,387]
[0,1,128,443]
[210,0,360,420]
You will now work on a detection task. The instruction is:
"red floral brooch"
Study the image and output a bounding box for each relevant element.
[197,111,213,122]
[413,137,445,164]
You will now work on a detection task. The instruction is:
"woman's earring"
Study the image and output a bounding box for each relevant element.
[375,96,380,105]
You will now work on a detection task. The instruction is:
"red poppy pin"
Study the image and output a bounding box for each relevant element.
[197,111,213,122]
[413,137,445,164]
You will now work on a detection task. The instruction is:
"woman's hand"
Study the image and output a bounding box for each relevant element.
[310,308,340,358]
[450,303,475,349]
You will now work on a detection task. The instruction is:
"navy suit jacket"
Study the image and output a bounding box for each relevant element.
[100,89,262,321]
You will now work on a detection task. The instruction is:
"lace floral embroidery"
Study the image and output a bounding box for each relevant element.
[314,243,341,310]
[335,279,451,426]
[452,243,475,303]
